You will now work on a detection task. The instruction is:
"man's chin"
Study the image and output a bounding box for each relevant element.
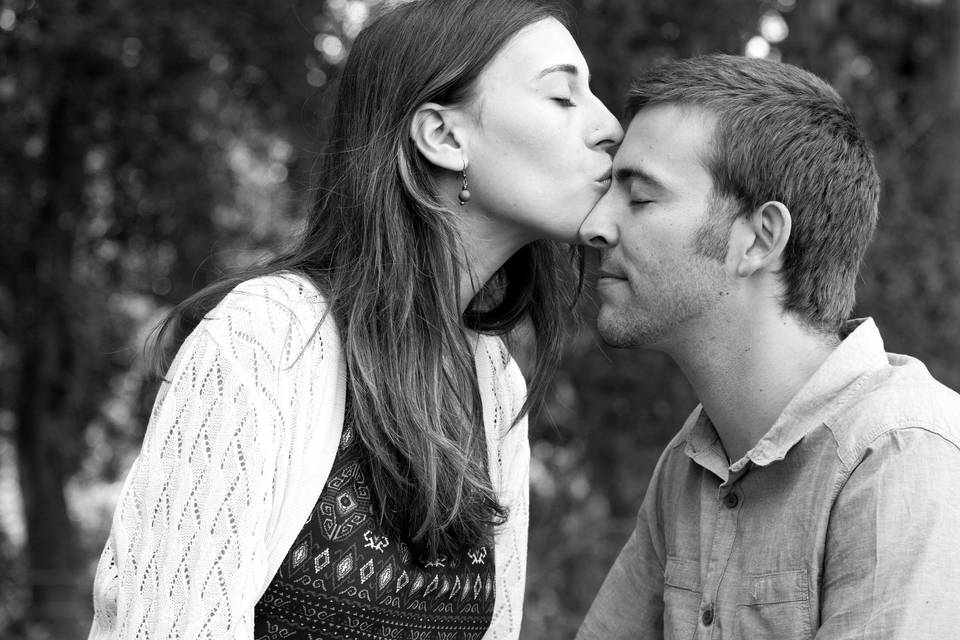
[597,316,642,349]
[597,312,667,350]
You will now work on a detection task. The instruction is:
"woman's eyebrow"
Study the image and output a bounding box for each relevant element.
[536,63,590,83]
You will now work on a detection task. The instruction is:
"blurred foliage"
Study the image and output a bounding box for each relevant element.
[1,0,958,638]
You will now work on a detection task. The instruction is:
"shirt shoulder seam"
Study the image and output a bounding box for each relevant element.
[837,420,960,472]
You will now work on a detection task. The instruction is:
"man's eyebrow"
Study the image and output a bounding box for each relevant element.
[536,63,589,83]
[614,167,668,192]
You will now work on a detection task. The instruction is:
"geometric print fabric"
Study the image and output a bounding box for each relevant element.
[254,424,496,639]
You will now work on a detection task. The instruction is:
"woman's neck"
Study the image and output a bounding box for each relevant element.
[454,210,533,315]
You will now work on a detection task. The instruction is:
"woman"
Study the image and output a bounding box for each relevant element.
[89,0,621,638]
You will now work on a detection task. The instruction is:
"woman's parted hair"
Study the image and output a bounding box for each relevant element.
[152,0,575,557]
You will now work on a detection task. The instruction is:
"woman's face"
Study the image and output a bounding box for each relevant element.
[462,17,623,244]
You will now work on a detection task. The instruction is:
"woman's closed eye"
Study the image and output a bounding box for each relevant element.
[552,96,576,107]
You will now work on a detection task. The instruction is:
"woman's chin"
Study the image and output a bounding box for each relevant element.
[530,228,580,245]
[532,213,591,245]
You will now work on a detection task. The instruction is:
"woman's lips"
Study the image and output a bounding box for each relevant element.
[594,169,612,188]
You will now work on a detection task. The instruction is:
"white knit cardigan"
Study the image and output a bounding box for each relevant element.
[89,274,530,639]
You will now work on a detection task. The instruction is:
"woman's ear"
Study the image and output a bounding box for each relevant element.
[410,102,467,172]
[730,200,792,278]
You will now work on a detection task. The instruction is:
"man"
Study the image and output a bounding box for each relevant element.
[576,54,960,639]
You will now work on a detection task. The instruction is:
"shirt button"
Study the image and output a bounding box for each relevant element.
[701,605,715,626]
[723,492,739,508]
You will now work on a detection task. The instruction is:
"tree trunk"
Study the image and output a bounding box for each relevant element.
[947,0,960,109]
[13,81,87,636]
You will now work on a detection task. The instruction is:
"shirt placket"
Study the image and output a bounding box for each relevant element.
[696,473,743,639]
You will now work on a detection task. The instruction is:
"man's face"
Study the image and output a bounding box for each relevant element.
[578,103,732,349]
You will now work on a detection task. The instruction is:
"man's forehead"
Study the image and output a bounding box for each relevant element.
[612,104,716,178]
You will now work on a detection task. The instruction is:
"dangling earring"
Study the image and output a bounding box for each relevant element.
[458,166,471,206]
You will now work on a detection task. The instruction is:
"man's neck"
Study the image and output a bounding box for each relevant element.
[667,311,839,464]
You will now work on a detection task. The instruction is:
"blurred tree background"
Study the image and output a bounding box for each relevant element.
[0,0,957,637]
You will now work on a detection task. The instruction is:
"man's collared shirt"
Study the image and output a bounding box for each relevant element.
[577,318,960,640]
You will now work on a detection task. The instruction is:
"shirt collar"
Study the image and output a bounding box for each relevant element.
[684,318,890,477]
[679,408,727,481]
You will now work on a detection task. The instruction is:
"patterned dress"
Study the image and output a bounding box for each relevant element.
[254,423,496,639]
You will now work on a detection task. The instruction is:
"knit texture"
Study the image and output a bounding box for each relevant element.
[89,273,530,640]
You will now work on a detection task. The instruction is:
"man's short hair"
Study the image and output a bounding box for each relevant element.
[627,54,880,334]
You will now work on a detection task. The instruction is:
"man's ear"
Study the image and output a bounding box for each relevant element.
[410,102,467,172]
[730,201,791,278]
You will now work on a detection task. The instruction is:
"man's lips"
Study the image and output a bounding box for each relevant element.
[597,269,627,281]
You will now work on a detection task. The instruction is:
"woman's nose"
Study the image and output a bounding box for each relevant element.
[588,98,624,150]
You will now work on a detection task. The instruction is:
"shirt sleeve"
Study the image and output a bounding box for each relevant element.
[817,427,960,639]
[486,411,529,640]
[481,338,529,640]
[576,451,668,640]
[88,276,339,640]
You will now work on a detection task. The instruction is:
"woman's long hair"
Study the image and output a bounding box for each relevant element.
[152,0,579,557]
